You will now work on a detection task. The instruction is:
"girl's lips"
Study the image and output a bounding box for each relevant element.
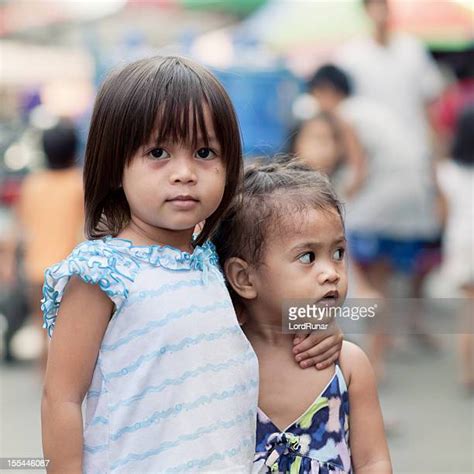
[166,197,199,210]
[317,291,340,306]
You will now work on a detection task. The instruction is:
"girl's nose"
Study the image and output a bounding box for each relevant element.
[317,264,340,285]
[169,156,197,184]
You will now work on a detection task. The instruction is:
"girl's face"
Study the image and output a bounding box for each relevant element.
[250,207,348,325]
[122,107,226,240]
[294,119,341,175]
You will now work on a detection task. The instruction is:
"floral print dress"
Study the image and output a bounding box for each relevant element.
[253,365,351,474]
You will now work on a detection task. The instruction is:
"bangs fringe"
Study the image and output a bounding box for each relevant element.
[140,60,213,152]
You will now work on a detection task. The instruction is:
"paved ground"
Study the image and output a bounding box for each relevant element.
[0,362,44,474]
[374,335,473,473]
[1,334,473,474]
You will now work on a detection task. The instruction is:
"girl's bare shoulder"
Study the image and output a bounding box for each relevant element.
[338,340,375,388]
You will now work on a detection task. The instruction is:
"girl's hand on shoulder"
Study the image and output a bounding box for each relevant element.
[292,324,343,369]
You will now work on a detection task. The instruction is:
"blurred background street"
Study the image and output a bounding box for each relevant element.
[1,0,473,472]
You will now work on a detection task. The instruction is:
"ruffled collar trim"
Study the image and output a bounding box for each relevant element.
[103,236,219,273]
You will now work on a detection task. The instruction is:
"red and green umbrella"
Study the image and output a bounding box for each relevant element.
[390,0,474,51]
[127,0,266,16]
[243,0,473,53]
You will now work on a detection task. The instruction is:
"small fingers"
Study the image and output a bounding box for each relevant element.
[293,332,309,347]
[298,345,340,369]
[315,352,340,370]
[295,334,342,361]
[293,332,327,355]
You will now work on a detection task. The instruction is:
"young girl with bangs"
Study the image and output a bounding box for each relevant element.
[40,56,342,473]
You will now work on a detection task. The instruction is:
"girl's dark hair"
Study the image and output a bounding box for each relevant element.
[213,157,344,270]
[452,104,474,167]
[83,56,242,245]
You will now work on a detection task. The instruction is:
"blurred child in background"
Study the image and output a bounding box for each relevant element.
[18,120,84,368]
[290,112,345,177]
[305,64,442,378]
[289,111,366,201]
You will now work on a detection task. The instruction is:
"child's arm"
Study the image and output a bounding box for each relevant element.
[341,342,392,473]
[42,277,113,473]
[293,320,343,369]
[338,118,367,199]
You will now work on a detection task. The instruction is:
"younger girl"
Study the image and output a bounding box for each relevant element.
[214,160,392,473]
[41,56,342,473]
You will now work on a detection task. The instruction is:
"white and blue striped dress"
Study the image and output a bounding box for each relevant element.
[42,236,259,473]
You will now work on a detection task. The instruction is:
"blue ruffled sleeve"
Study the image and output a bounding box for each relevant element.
[41,239,140,337]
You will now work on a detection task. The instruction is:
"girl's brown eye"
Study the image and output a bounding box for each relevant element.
[149,148,169,159]
[195,148,215,160]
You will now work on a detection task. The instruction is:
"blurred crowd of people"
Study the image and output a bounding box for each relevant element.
[289,0,473,390]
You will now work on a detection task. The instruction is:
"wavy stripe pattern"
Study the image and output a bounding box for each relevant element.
[110,379,258,441]
[109,410,255,471]
[104,325,241,380]
[101,300,232,352]
[108,351,256,412]
[165,436,254,473]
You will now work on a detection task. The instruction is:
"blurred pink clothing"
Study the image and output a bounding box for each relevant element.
[431,79,474,143]
[19,167,84,284]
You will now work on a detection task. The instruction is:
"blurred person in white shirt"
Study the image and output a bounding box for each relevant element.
[307,64,443,378]
[335,0,444,162]
[335,0,446,331]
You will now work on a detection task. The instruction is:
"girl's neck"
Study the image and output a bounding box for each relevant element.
[119,219,195,253]
[243,313,294,347]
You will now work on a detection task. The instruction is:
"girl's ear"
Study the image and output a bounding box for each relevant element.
[224,257,257,300]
